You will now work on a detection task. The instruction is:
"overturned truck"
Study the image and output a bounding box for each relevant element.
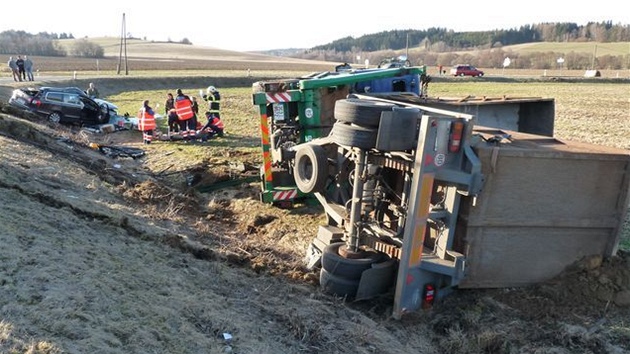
[252,67,630,319]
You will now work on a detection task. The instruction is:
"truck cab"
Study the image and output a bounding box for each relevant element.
[252,65,428,206]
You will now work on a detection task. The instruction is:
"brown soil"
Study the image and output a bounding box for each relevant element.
[0,89,629,354]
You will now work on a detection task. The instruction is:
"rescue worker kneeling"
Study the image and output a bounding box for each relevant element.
[138,99,156,144]
[197,111,224,142]
[167,108,179,134]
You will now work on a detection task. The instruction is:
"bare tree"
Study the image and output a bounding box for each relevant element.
[71,39,104,58]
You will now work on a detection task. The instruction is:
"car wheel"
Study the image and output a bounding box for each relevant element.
[478,73,484,77]
[459,73,465,77]
[48,111,62,123]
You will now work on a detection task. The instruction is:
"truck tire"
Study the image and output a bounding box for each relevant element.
[293,144,328,194]
[334,98,396,127]
[331,122,377,149]
[319,267,359,300]
[321,242,382,280]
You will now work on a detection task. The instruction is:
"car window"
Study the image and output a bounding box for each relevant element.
[46,92,64,102]
[65,94,81,105]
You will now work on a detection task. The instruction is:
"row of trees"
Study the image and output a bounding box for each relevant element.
[312,22,630,53]
[0,30,108,58]
[0,30,195,58]
[0,30,105,58]
[0,30,68,56]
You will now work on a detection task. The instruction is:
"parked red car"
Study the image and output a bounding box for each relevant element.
[450,65,484,77]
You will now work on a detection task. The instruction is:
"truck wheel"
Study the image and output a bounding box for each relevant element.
[334,98,395,127]
[293,144,328,194]
[331,122,377,149]
[321,242,382,280]
[320,267,359,300]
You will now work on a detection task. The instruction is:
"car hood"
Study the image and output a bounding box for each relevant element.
[93,98,118,111]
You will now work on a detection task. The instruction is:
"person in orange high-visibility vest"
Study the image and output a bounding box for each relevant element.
[198,111,225,142]
[137,99,156,144]
[174,88,196,141]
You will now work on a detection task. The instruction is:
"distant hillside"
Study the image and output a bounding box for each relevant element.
[0,36,335,74]
[55,37,320,64]
[3,28,628,72]
[311,22,630,52]
[257,22,629,70]
[500,42,629,57]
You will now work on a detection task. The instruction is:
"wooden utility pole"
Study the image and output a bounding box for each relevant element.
[591,44,597,70]
[117,13,128,75]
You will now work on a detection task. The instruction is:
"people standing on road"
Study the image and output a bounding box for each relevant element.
[24,56,34,81]
[138,100,156,144]
[174,89,196,141]
[7,57,20,82]
[16,56,25,81]
[86,82,100,98]
[201,85,221,119]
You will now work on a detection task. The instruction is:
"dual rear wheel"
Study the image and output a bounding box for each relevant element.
[319,242,383,299]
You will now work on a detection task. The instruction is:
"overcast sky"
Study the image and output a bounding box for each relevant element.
[2,0,628,51]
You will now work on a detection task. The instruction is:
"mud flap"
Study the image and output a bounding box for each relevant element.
[355,258,397,301]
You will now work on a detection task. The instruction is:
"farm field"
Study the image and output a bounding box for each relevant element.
[0,49,629,353]
[501,41,630,58]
